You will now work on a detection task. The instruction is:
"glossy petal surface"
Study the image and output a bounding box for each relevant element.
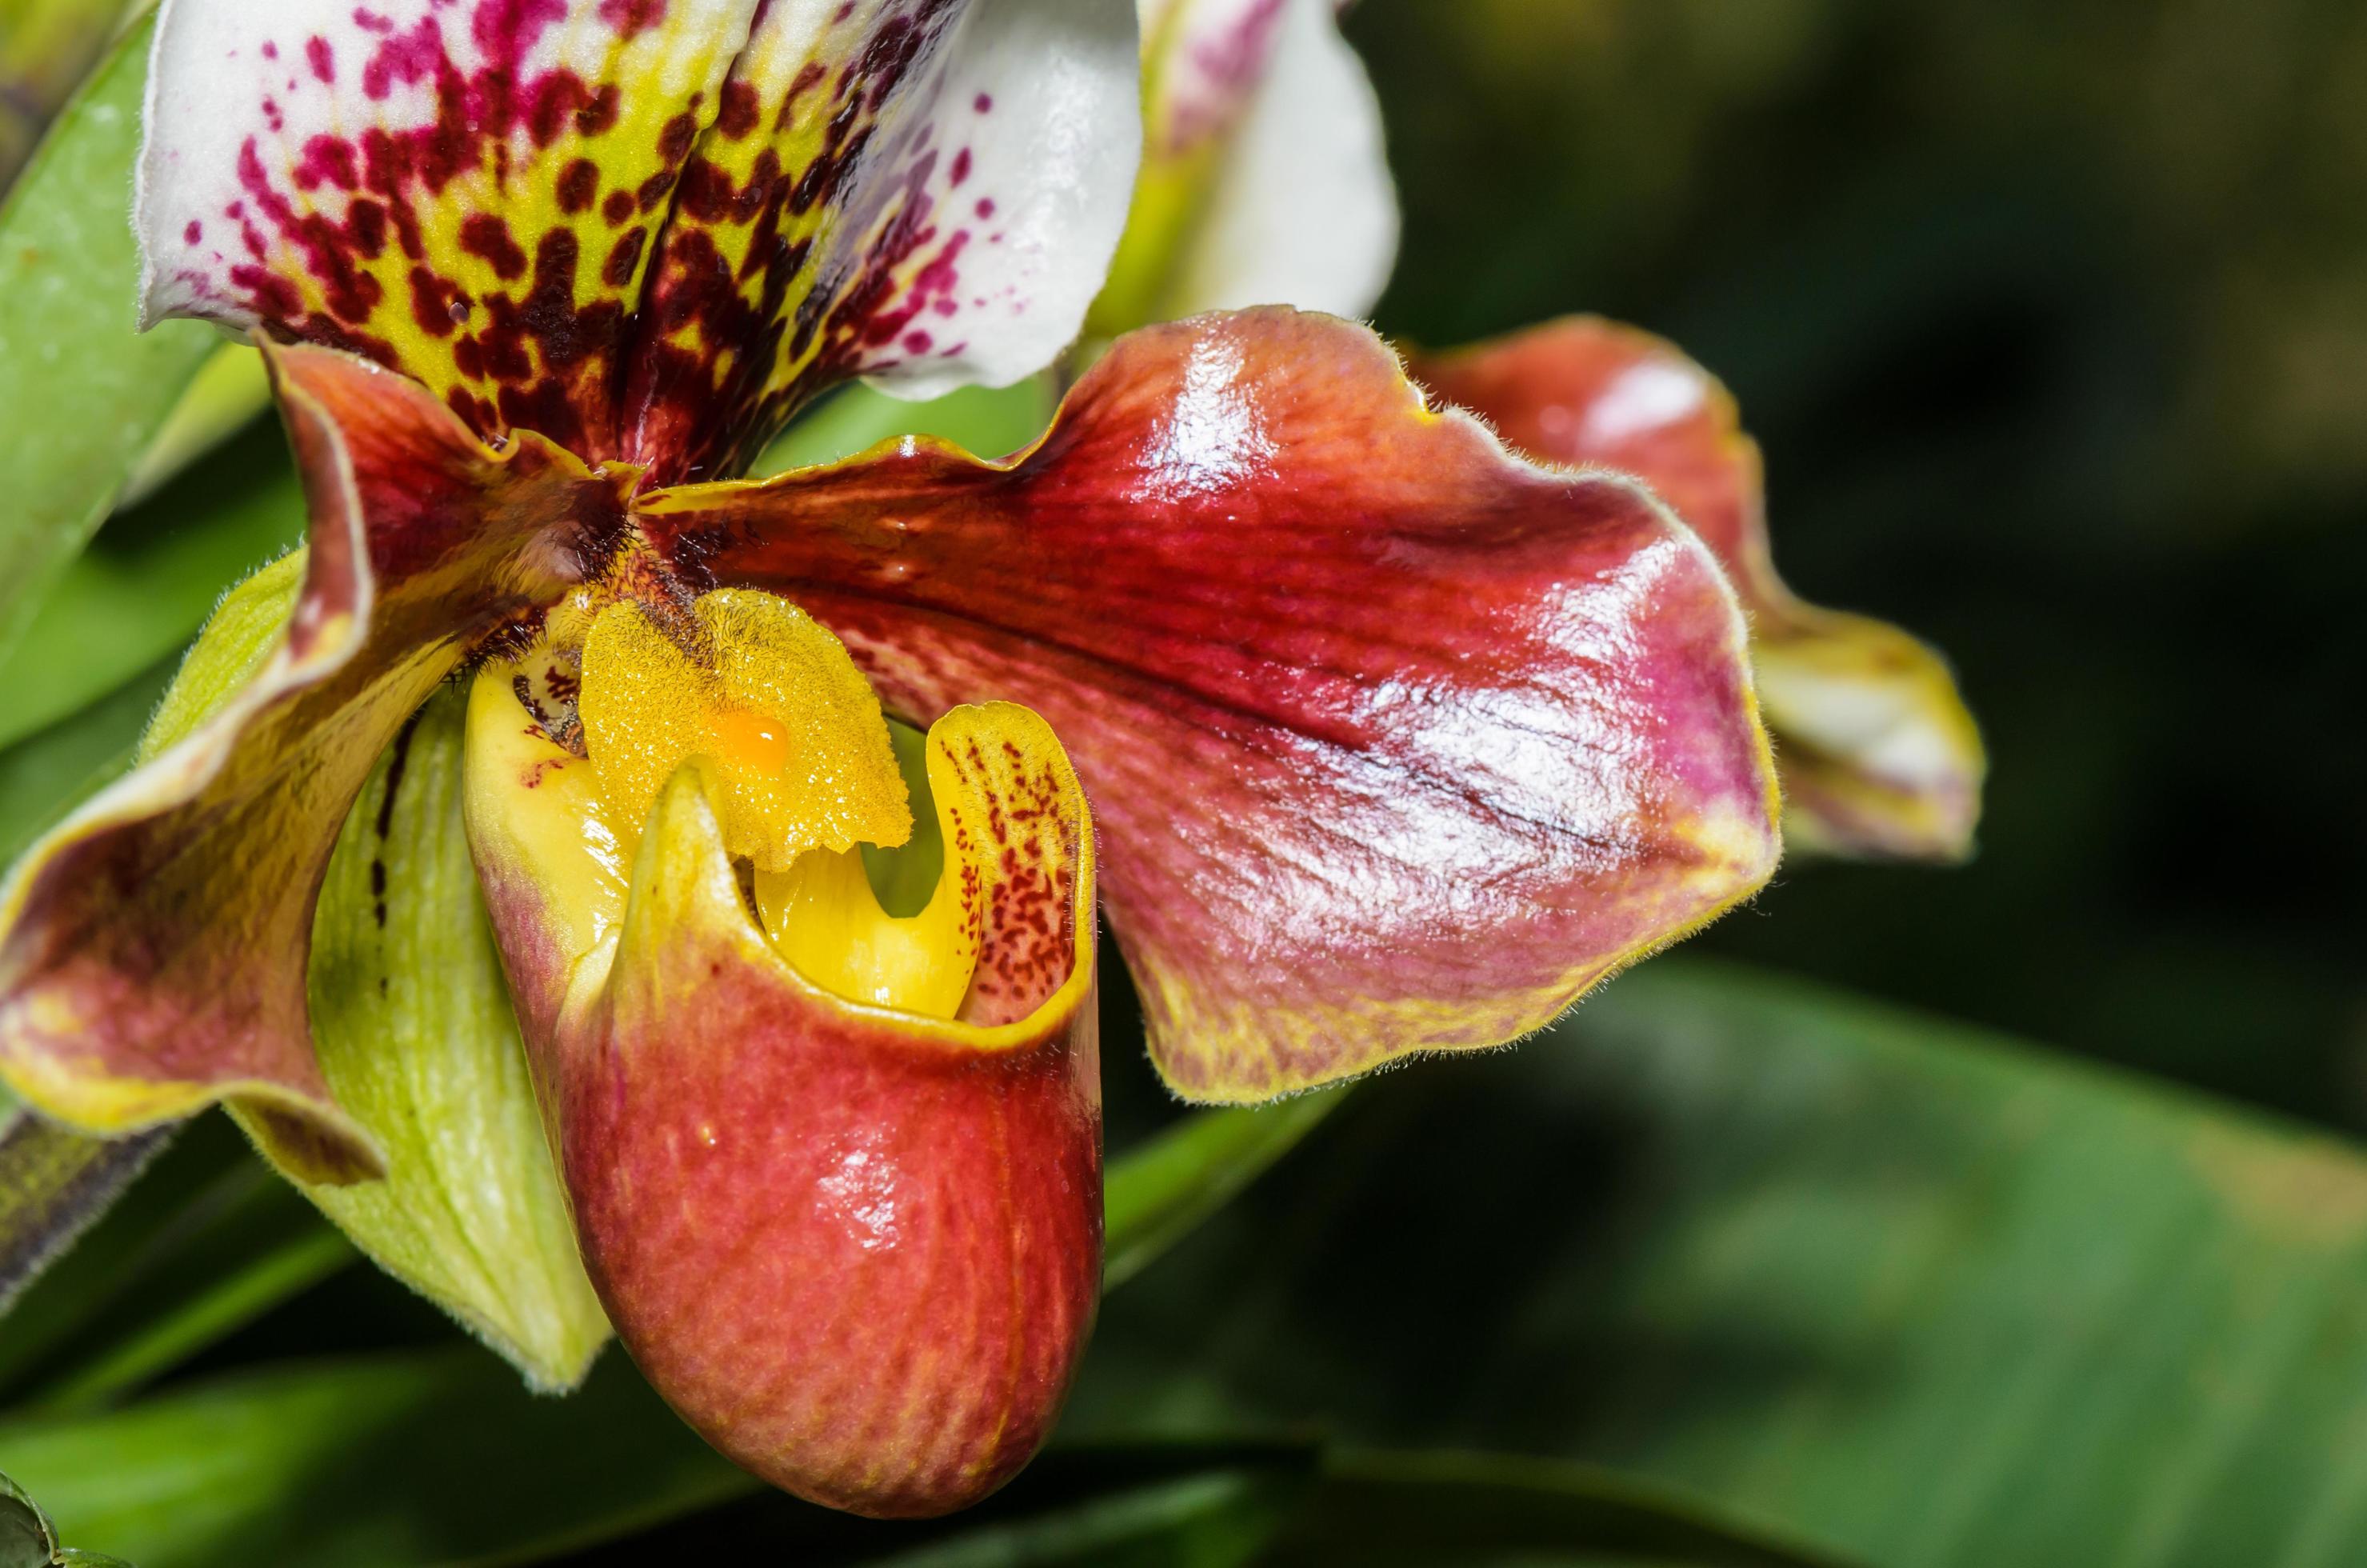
[467,688,1100,1517]
[1411,317,1986,862]
[0,345,628,1182]
[1093,0,1395,334]
[641,308,1781,1102]
[137,0,1140,475]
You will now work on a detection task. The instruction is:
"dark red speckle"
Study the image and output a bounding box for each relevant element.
[602,189,637,226]
[348,198,390,256]
[603,227,647,287]
[472,0,569,62]
[556,157,599,213]
[717,78,760,139]
[459,211,529,278]
[306,35,337,84]
[184,220,203,245]
[294,134,360,192]
[408,264,467,335]
[596,0,668,36]
[973,92,992,114]
[949,147,970,186]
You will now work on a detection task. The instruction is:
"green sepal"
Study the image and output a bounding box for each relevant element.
[135,551,304,764]
[245,682,609,1391]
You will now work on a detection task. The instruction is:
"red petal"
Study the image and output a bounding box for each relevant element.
[1409,316,1985,862]
[0,344,629,1181]
[639,308,1781,1102]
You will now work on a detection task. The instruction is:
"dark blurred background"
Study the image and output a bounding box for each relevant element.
[1344,0,2365,1128]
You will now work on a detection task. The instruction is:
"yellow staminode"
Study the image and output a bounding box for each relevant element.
[758,703,1086,1024]
[756,842,978,1021]
[578,590,914,874]
[478,593,1085,1026]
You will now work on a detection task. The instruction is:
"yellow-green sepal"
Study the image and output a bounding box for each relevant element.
[250,684,610,1391]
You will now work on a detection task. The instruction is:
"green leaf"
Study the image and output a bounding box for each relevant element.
[18,1222,349,1418]
[0,1117,349,1417]
[0,1468,58,1568]
[0,653,169,867]
[1073,958,2367,1568]
[0,9,222,665]
[1269,1449,1852,1567]
[862,1452,1304,1568]
[0,1352,741,1567]
[1103,1091,1349,1291]
[0,1356,1832,1568]
[0,0,136,189]
[114,346,270,509]
[828,1445,1845,1568]
[0,419,302,754]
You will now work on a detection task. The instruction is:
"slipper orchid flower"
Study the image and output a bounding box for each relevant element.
[0,0,1781,1519]
[1412,318,1985,860]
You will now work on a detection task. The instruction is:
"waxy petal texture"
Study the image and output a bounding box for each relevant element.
[1410,317,1985,860]
[137,0,1140,475]
[468,698,1100,1516]
[1092,0,1395,334]
[0,345,628,1182]
[641,308,1781,1102]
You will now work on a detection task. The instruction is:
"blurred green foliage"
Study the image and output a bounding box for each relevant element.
[0,0,135,182]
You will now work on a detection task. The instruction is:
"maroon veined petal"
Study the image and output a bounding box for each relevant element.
[637,306,1781,1104]
[1409,316,1987,862]
[0,343,629,1182]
